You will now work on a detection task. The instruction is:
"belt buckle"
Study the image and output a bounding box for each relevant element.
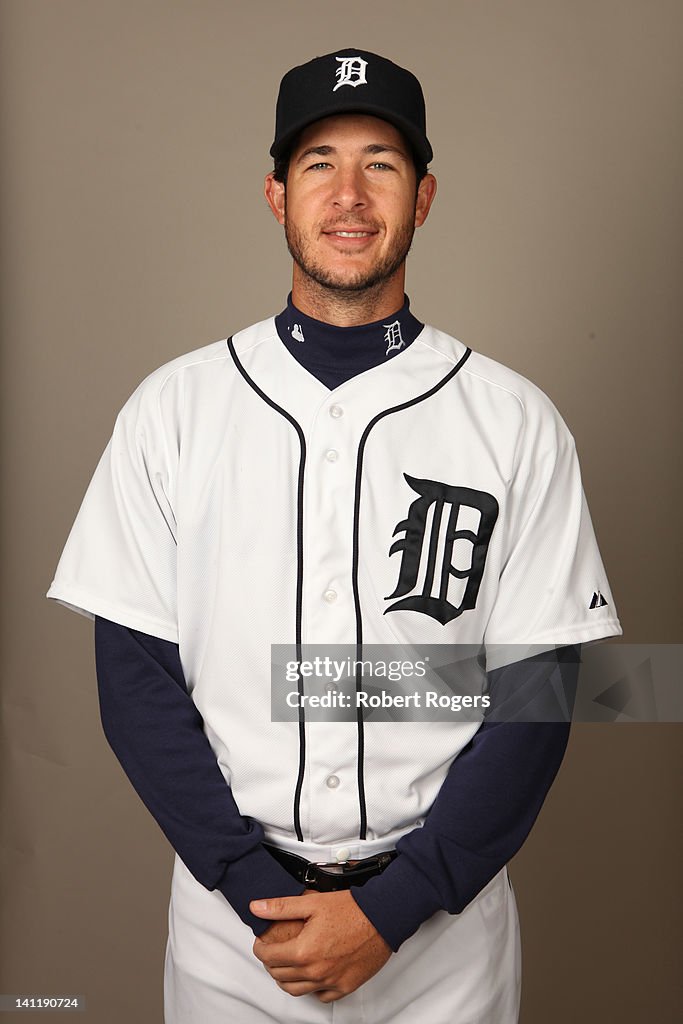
[302,852,394,888]
[303,860,348,885]
[303,863,317,886]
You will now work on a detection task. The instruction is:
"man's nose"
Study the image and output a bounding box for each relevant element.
[331,167,368,211]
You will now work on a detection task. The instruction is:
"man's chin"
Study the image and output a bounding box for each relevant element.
[295,262,401,295]
[315,275,384,293]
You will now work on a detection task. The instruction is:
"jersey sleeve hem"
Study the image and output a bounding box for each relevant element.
[527,618,622,644]
[484,621,621,672]
[46,582,178,644]
[487,618,622,648]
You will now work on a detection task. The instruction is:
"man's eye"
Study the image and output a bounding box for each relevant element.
[307,162,332,170]
[369,162,393,170]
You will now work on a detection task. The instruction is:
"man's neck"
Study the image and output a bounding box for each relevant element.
[291,269,407,327]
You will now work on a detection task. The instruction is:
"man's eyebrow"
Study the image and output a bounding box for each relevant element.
[363,143,409,159]
[295,143,409,165]
[295,145,335,165]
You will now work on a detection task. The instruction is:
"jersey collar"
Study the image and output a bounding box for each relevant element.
[274,294,424,390]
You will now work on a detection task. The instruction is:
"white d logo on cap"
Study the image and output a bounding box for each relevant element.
[333,56,368,91]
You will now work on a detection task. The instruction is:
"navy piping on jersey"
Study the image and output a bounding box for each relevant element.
[229,301,428,842]
[351,347,473,839]
[226,336,308,842]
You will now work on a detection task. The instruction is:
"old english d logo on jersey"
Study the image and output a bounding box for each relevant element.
[385,474,499,625]
[334,55,368,91]
[384,320,405,355]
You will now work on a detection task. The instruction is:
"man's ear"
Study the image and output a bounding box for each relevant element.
[264,172,286,225]
[414,173,437,228]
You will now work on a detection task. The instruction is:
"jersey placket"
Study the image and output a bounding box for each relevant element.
[302,395,364,844]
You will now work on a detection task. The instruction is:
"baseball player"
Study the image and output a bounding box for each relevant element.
[48,49,621,1023]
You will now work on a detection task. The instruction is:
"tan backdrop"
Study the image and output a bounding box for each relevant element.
[1,1,681,1021]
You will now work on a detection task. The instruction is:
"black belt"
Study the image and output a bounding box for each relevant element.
[264,843,397,892]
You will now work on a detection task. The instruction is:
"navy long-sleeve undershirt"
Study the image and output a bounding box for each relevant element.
[94,618,305,936]
[351,646,580,950]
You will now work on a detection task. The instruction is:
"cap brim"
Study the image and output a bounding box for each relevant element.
[270,103,433,166]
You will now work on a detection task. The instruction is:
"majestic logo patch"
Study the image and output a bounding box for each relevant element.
[334,55,368,92]
[292,323,305,343]
[385,474,499,625]
[384,320,405,355]
[590,590,608,609]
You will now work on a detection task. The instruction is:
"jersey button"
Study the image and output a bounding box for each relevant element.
[325,449,339,462]
[326,775,340,789]
[323,589,338,603]
[335,847,351,863]
[329,405,344,418]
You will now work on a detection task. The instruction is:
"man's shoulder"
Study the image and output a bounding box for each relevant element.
[423,324,572,436]
[124,317,277,406]
[143,338,230,388]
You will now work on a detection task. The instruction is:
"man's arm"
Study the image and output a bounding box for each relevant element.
[94,615,305,935]
[351,645,580,951]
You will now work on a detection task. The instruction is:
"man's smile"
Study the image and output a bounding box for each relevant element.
[321,225,380,247]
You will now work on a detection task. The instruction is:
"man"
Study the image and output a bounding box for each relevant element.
[48,49,621,1022]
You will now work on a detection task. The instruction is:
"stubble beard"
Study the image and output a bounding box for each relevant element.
[284,213,416,295]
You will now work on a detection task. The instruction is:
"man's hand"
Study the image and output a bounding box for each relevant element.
[250,890,392,1002]
[256,887,315,946]
[258,919,306,945]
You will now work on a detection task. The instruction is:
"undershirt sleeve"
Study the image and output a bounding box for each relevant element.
[351,646,581,951]
[94,615,305,936]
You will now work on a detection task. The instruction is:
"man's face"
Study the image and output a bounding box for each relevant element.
[265,114,435,294]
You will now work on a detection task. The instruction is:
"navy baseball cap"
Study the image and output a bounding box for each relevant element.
[270,49,433,166]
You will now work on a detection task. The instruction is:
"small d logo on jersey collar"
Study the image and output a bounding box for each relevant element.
[384,320,405,356]
[333,55,368,91]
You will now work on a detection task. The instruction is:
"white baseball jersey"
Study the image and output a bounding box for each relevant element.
[48,317,621,1022]
[48,317,620,841]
